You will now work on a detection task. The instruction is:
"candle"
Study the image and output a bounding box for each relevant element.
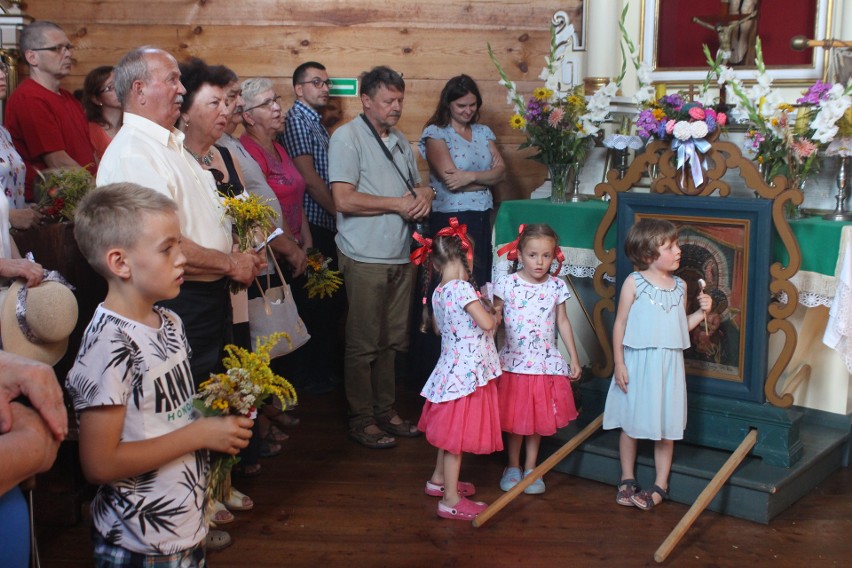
[655,82,667,100]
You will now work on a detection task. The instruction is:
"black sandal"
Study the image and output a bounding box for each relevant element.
[630,484,669,510]
[616,479,638,507]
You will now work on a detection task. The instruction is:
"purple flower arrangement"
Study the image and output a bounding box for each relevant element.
[635,94,727,142]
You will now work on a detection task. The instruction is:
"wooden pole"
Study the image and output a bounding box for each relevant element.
[654,429,758,563]
[472,414,604,528]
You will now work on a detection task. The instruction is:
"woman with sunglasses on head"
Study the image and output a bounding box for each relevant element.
[83,65,123,160]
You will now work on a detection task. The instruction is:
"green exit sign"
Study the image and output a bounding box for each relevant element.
[330,78,358,97]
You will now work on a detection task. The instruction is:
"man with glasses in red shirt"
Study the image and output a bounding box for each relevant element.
[5,21,96,200]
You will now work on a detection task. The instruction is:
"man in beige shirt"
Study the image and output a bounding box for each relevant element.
[97,46,263,384]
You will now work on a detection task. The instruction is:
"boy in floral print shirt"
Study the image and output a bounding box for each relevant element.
[66,183,253,566]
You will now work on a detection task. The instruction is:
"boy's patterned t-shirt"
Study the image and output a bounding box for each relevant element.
[66,305,208,554]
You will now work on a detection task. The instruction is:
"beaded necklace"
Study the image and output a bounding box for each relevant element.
[184,145,214,167]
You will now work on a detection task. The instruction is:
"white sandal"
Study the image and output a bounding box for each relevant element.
[211,500,234,524]
[224,488,254,511]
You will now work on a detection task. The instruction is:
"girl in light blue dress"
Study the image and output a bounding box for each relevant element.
[603,219,711,510]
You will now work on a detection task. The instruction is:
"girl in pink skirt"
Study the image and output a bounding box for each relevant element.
[493,223,581,494]
[414,218,502,521]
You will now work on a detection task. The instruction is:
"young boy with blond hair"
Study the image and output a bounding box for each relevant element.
[66,182,253,564]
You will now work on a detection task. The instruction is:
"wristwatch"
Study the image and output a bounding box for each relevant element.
[429,186,438,198]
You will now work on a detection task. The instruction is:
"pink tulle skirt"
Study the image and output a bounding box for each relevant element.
[497,372,578,436]
[417,381,503,455]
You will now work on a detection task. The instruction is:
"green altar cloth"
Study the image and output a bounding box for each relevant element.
[495,198,852,277]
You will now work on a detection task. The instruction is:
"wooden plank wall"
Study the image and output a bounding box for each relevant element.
[22,0,585,201]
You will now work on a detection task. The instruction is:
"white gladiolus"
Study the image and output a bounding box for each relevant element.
[580,117,600,137]
[697,90,716,107]
[544,74,560,93]
[634,85,655,104]
[637,62,653,85]
[718,66,737,85]
[602,81,619,97]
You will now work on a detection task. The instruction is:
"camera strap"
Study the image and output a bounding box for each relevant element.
[359,113,417,198]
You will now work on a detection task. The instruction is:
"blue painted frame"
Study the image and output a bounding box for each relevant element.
[616,193,772,403]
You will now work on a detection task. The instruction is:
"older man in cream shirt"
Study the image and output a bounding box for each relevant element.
[97,46,262,384]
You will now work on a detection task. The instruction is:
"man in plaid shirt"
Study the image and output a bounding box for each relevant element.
[280,61,337,262]
[280,61,344,393]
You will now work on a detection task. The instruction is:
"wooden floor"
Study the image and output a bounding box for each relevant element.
[38,376,851,568]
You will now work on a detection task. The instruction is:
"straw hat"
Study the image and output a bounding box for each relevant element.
[0,279,78,366]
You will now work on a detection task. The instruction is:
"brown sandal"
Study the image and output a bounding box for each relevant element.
[348,424,398,449]
[376,413,422,438]
[616,479,638,507]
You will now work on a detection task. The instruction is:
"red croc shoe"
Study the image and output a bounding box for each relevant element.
[437,497,488,520]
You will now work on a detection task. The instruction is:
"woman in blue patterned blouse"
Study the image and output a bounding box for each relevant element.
[419,75,506,286]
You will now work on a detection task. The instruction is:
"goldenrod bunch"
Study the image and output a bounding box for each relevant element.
[222,193,278,252]
[194,332,297,507]
[221,331,298,411]
[304,248,343,299]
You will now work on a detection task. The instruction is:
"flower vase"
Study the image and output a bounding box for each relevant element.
[547,162,586,203]
[547,163,570,203]
[784,179,806,220]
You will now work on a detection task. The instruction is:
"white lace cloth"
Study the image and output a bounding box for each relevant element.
[824,236,852,373]
[493,230,852,305]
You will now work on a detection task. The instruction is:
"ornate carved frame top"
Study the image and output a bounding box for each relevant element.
[591,139,801,407]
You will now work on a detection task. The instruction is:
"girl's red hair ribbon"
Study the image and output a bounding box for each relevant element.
[496,223,525,261]
[436,217,473,265]
[409,232,433,265]
[551,248,565,275]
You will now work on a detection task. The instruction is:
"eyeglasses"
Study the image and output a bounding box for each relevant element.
[30,43,75,54]
[298,78,333,89]
[243,94,282,112]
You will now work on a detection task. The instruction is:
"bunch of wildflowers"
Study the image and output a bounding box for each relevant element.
[706,38,852,188]
[195,332,297,505]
